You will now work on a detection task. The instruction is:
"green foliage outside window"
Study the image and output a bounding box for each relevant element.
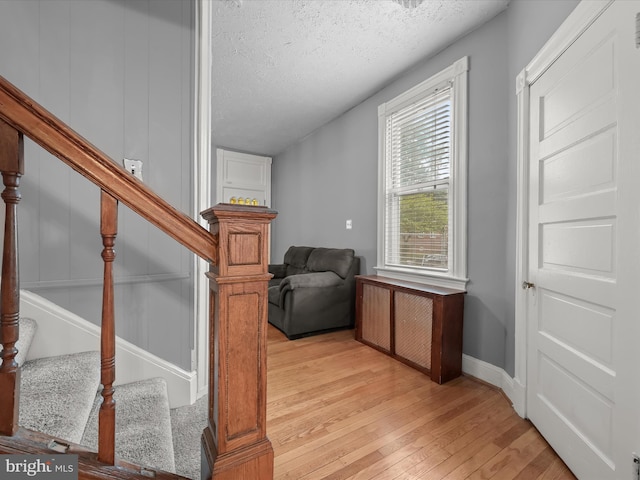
[398,190,448,267]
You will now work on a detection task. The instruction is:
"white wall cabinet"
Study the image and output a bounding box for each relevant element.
[216,149,272,207]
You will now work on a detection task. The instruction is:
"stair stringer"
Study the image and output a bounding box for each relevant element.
[20,289,197,408]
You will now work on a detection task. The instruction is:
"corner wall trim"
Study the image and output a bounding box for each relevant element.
[193,0,213,402]
[462,354,526,417]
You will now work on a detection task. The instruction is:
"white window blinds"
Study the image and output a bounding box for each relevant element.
[384,83,452,270]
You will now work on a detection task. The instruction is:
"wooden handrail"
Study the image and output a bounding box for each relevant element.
[0,75,217,263]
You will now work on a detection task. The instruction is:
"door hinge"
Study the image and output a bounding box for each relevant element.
[633,453,640,480]
[636,12,640,48]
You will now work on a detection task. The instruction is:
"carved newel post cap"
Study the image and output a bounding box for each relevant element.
[201,203,277,277]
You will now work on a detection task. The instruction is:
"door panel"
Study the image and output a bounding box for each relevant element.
[537,354,614,458]
[540,128,616,204]
[527,2,640,478]
[538,290,614,367]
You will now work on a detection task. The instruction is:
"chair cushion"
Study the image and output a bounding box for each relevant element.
[284,246,314,276]
[306,248,354,279]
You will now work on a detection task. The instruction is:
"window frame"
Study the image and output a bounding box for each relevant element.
[376,56,469,290]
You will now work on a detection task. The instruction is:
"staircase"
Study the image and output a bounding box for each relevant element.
[16,316,204,478]
[0,75,277,479]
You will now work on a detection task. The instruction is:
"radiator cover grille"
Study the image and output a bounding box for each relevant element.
[394,292,433,370]
[361,284,391,351]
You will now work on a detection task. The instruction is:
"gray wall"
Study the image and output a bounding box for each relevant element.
[272,0,579,375]
[0,0,195,370]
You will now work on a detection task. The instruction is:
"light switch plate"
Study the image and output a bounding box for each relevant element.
[123,158,143,181]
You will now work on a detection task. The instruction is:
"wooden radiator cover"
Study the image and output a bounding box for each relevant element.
[355,275,465,384]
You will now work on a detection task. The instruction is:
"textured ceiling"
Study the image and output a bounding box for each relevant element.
[212,0,509,156]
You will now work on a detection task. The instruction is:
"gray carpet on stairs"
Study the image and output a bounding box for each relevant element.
[16,316,203,477]
[19,351,101,444]
[170,395,208,480]
[82,377,176,474]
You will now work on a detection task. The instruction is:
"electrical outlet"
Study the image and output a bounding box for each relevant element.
[346,219,353,230]
[123,158,143,181]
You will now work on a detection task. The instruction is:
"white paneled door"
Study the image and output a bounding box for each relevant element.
[527,1,640,478]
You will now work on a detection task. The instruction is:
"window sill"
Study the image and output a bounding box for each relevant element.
[374,265,468,291]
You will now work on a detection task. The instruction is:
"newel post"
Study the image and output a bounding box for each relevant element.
[200,204,277,480]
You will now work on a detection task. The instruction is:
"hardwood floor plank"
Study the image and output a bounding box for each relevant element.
[384,445,452,480]
[465,428,546,480]
[309,451,386,480]
[513,448,557,480]
[437,397,516,455]
[347,441,431,480]
[300,399,455,479]
[266,326,576,480]
[421,413,527,480]
[536,458,576,480]
[340,396,501,480]
[284,381,480,470]
[274,387,438,477]
[493,421,538,450]
[272,379,434,459]
[440,442,505,480]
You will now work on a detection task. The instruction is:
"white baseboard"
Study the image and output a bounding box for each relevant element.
[462,354,526,418]
[19,287,529,414]
[20,290,197,408]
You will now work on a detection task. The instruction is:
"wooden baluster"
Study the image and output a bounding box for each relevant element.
[0,120,24,437]
[98,190,118,464]
[201,204,277,480]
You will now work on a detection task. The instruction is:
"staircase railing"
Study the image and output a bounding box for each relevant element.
[0,75,276,479]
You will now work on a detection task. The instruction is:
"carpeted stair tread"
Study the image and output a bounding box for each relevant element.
[19,351,101,444]
[82,377,176,474]
[170,395,208,479]
[15,317,37,366]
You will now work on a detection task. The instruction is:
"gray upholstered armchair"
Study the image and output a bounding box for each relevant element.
[268,246,360,339]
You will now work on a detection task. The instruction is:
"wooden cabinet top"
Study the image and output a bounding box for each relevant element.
[356,275,466,296]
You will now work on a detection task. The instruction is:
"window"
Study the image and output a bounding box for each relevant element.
[376,57,468,290]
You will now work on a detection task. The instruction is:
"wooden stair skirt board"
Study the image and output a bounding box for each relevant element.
[0,428,187,480]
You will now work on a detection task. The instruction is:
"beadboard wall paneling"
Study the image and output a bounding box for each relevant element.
[0,0,195,370]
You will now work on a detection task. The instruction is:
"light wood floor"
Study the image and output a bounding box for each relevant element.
[266,326,576,480]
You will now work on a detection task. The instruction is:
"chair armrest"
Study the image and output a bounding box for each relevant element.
[268,263,287,278]
[280,271,343,291]
[277,272,343,309]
